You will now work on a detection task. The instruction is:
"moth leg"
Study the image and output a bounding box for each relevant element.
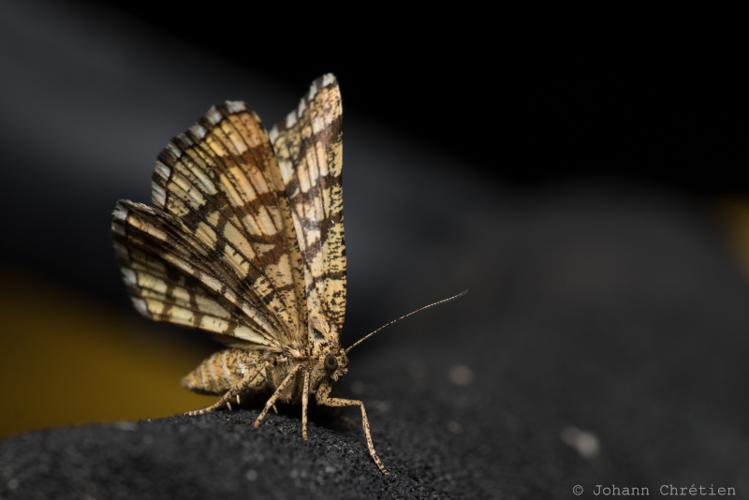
[186,369,264,416]
[185,391,236,416]
[317,387,389,475]
[253,365,301,429]
[301,370,310,441]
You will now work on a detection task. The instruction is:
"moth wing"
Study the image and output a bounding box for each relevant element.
[113,101,311,350]
[112,200,281,349]
[270,74,346,345]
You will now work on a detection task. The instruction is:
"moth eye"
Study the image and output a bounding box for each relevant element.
[324,354,338,371]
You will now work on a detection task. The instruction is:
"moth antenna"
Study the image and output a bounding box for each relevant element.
[345,290,469,353]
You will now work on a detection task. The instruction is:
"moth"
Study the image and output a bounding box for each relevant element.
[111,74,465,474]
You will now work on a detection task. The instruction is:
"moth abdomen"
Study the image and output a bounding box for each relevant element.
[182,349,266,395]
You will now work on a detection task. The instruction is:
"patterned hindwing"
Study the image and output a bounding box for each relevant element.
[270,74,346,348]
[112,201,281,349]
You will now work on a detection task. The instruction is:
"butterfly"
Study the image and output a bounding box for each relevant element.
[111,74,465,474]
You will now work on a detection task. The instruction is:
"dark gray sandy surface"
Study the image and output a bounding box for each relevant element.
[0,404,547,500]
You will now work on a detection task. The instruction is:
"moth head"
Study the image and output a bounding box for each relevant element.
[319,348,348,382]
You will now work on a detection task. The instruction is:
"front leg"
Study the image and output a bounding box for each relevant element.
[316,384,389,475]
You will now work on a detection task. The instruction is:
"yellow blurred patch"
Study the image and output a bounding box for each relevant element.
[0,271,217,438]
[718,199,749,278]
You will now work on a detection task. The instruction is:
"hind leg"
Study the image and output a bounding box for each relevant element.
[185,363,266,416]
[185,390,238,416]
[182,350,266,415]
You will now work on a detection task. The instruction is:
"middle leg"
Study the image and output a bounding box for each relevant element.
[253,365,301,429]
[301,369,310,440]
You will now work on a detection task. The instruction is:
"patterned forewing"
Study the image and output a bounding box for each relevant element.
[146,103,308,350]
[112,201,280,348]
[270,74,346,345]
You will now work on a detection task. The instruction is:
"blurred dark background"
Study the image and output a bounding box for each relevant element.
[2,2,749,496]
[97,4,749,192]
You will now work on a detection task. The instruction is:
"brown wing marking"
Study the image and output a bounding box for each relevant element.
[146,102,308,350]
[113,200,281,348]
